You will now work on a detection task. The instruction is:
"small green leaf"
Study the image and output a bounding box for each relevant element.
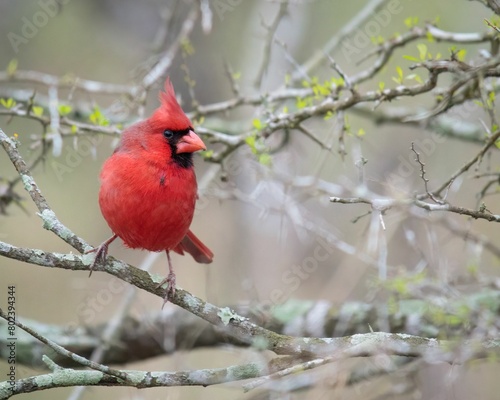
[89,105,109,126]
[296,97,309,109]
[392,66,404,85]
[245,134,257,154]
[181,38,194,55]
[417,43,428,61]
[404,16,418,28]
[485,91,496,109]
[32,106,44,116]
[201,149,214,159]
[378,81,385,91]
[472,99,483,108]
[0,98,16,109]
[232,71,241,80]
[456,49,467,62]
[344,115,351,132]
[193,116,205,127]
[312,82,330,97]
[467,263,478,276]
[396,65,403,80]
[357,128,366,136]
[324,111,334,120]
[330,76,344,87]
[258,153,272,166]
[58,104,72,116]
[6,59,18,76]
[403,55,420,62]
[252,118,262,131]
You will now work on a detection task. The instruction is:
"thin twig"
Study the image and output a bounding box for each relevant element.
[142,4,199,90]
[243,356,335,392]
[330,194,500,222]
[0,128,90,252]
[485,18,500,33]
[254,0,289,88]
[326,53,352,89]
[411,142,444,204]
[223,61,240,96]
[0,308,130,382]
[0,70,136,95]
[425,129,500,198]
[289,0,392,83]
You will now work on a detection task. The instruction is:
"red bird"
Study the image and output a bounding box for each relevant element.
[90,78,213,302]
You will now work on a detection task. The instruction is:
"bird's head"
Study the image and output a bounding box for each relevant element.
[145,78,206,168]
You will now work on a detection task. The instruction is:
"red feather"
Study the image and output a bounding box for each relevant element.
[150,78,192,132]
[95,78,213,293]
[173,230,214,263]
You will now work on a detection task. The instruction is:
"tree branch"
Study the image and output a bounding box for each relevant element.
[3,288,498,369]
[1,308,498,398]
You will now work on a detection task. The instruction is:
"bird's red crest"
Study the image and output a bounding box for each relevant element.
[150,78,192,131]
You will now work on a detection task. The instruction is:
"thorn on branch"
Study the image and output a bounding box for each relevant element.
[351,210,372,224]
[410,142,444,204]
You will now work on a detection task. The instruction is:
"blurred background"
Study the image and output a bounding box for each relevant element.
[1,0,499,399]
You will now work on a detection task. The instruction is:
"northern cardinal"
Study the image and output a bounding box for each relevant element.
[89,78,213,302]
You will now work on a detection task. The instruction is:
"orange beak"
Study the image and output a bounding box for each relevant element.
[176,130,206,154]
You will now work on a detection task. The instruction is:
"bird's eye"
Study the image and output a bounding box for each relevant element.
[163,129,174,139]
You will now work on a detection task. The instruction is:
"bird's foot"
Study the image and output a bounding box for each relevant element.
[157,271,176,308]
[85,245,108,277]
[85,234,117,277]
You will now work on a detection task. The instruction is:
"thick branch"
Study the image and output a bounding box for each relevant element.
[1,289,498,369]
[0,360,268,399]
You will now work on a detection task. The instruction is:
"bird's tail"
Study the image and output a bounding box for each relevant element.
[173,230,213,264]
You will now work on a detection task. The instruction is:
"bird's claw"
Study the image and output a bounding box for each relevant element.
[86,234,118,277]
[157,271,176,308]
[85,245,108,277]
